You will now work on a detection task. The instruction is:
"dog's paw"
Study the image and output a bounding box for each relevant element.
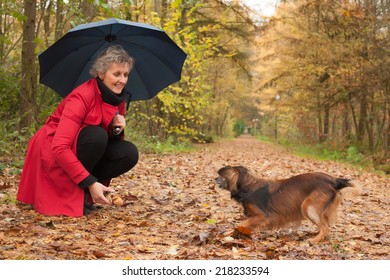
[233,226,252,239]
[307,236,325,244]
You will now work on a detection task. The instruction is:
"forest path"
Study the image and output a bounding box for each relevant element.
[0,136,389,259]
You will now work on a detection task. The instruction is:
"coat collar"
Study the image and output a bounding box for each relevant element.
[96,77,126,106]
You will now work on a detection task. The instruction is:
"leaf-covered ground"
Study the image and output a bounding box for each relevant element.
[0,136,389,260]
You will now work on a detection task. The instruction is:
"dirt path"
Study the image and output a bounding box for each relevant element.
[0,136,389,259]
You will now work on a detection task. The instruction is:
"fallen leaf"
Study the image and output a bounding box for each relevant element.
[167,245,179,255]
[92,250,107,258]
[124,193,138,201]
[1,136,389,260]
[0,182,12,190]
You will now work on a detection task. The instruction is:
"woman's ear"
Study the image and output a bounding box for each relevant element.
[97,72,104,80]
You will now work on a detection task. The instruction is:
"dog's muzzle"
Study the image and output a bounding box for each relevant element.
[215,176,227,189]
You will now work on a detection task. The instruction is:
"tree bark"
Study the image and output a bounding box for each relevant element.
[55,0,64,40]
[357,90,367,143]
[342,102,351,146]
[79,0,96,22]
[321,101,330,142]
[386,100,390,153]
[19,0,37,130]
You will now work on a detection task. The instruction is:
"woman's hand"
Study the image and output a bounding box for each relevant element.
[112,113,126,134]
[88,182,113,205]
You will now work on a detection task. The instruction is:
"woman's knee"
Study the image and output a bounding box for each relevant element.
[77,126,108,151]
[124,141,139,169]
[76,126,108,167]
[113,140,139,170]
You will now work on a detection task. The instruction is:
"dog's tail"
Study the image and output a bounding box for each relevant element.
[334,178,361,199]
[334,178,353,190]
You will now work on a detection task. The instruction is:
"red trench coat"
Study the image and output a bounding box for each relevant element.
[17,78,125,217]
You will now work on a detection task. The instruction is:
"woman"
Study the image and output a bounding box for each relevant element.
[17,45,139,217]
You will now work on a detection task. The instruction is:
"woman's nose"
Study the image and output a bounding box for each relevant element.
[119,75,127,83]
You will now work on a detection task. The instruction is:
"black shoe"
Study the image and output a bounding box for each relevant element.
[83,207,92,216]
[83,192,96,215]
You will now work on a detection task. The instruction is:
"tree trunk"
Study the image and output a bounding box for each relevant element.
[153,0,162,17]
[316,92,323,142]
[0,1,4,60]
[357,90,368,143]
[366,93,375,151]
[19,0,37,131]
[43,1,52,45]
[386,101,390,152]
[79,0,96,22]
[342,102,351,146]
[161,0,168,22]
[321,102,330,142]
[55,0,64,40]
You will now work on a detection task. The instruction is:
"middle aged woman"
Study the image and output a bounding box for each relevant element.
[17,45,139,217]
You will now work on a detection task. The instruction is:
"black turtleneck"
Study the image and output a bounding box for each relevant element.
[96,77,126,106]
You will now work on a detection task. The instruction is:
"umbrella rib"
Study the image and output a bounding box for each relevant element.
[71,41,112,88]
[118,36,185,79]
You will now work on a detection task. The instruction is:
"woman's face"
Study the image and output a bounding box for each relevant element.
[98,63,130,94]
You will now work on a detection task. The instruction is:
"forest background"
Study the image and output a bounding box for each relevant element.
[0,0,389,174]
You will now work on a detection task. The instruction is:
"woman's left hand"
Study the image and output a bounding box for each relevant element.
[88,182,113,205]
[112,113,126,133]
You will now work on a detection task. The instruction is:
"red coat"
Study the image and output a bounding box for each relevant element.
[17,78,125,217]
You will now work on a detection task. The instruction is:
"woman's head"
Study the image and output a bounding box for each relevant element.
[90,45,134,94]
[90,45,134,77]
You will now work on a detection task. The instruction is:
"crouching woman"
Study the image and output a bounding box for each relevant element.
[17,45,139,216]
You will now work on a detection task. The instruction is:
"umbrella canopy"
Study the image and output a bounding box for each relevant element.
[38,18,187,101]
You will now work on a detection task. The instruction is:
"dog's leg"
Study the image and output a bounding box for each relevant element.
[234,214,269,238]
[301,191,333,243]
[308,193,341,243]
[308,223,329,243]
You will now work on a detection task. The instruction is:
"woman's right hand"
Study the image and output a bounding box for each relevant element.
[88,182,113,205]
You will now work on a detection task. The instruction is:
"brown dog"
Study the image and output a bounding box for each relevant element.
[216,166,359,243]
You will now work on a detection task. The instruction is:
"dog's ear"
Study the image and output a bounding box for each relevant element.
[236,166,249,175]
[217,165,231,176]
[234,166,251,192]
[217,166,238,194]
[226,166,241,195]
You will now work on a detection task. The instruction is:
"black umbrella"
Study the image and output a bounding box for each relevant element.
[38,18,187,101]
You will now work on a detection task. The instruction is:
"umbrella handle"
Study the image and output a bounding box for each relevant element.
[113,127,121,135]
[112,111,122,135]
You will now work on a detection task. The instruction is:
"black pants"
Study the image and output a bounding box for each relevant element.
[76,126,139,182]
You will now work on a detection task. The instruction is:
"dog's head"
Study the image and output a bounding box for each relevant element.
[215,166,249,195]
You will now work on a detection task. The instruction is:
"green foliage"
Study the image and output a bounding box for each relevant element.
[346,146,364,164]
[268,136,376,170]
[0,191,18,204]
[3,0,386,176]
[125,128,194,154]
[255,0,389,167]
[233,119,245,137]
[1,0,258,160]
[126,1,223,142]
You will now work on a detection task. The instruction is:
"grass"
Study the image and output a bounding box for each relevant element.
[254,135,389,176]
[126,133,195,154]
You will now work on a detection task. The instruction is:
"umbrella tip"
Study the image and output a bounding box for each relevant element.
[105,34,117,42]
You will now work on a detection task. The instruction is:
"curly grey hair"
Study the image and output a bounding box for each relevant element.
[89,45,134,77]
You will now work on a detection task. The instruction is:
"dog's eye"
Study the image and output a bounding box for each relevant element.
[215,176,225,184]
